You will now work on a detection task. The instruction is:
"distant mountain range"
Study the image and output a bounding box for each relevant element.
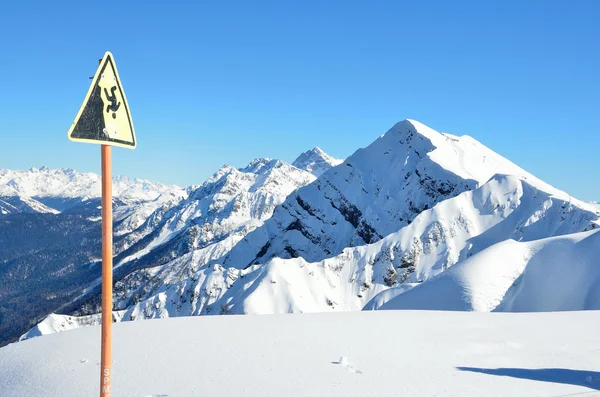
[0,148,341,345]
[3,120,599,346]
[0,167,189,345]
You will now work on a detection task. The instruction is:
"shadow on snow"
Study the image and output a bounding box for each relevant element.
[457,367,600,391]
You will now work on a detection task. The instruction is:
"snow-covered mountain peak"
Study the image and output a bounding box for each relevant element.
[28,165,50,172]
[391,119,447,144]
[292,146,343,177]
[241,158,284,174]
[189,159,312,202]
[221,119,566,268]
[373,119,534,187]
[207,164,237,181]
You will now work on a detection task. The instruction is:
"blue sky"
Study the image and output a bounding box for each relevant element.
[1,1,598,200]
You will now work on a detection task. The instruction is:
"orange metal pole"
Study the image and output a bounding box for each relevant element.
[100,144,113,397]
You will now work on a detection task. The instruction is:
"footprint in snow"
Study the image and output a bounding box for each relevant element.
[332,356,363,374]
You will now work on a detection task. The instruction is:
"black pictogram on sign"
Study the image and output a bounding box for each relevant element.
[104,86,121,119]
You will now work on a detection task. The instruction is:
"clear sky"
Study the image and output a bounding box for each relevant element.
[1,1,598,200]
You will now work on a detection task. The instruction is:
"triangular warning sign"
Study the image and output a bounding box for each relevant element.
[68,51,136,149]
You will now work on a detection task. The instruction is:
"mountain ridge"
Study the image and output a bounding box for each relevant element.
[98,172,597,323]
[221,119,541,269]
[9,119,600,344]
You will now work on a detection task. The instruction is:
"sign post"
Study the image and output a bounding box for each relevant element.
[68,51,136,397]
[100,144,113,397]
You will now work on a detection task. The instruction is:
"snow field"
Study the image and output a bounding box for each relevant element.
[3,311,600,397]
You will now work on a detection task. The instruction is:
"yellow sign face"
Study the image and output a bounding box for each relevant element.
[68,51,136,149]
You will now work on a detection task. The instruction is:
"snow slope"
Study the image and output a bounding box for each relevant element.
[113,189,188,238]
[3,311,600,397]
[498,230,600,311]
[19,312,124,341]
[377,229,600,312]
[222,119,541,269]
[0,196,58,217]
[292,146,343,176]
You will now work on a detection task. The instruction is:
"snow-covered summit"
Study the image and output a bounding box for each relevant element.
[390,119,538,186]
[292,146,343,177]
[222,119,543,268]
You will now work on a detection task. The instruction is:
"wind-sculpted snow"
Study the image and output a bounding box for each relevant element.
[223,120,540,268]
